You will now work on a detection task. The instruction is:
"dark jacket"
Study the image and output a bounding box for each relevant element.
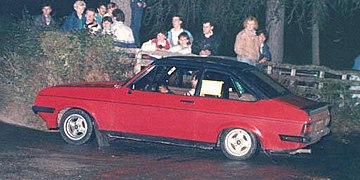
[259,43,271,61]
[34,15,56,28]
[192,33,221,56]
[62,12,85,32]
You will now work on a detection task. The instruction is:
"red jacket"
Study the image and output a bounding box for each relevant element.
[151,39,171,50]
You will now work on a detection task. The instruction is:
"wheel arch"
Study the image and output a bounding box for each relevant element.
[56,106,98,129]
[216,123,264,150]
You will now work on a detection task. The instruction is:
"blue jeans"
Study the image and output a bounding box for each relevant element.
[130,6,144,48]
[237,56,257,66]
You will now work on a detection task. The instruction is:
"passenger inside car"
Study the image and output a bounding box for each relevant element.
[185,73,199,96]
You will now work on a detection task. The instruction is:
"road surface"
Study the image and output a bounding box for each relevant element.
[0,121,359,179]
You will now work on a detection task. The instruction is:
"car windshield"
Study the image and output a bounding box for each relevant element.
[240,69,290,98]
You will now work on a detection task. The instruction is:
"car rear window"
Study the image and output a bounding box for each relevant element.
[243,69,290,98]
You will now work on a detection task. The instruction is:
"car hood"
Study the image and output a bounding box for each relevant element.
[37,82,124,99]
[55,82,119,88]
[274,94,328,114]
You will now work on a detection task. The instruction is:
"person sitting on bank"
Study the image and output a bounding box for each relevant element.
[111,9,136,48]
[169,32,192,54]
[141,31,171,51]
[34,3,56,28]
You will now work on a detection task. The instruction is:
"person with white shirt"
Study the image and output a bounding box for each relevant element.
[111,9,136,48]
[167,15,193,47]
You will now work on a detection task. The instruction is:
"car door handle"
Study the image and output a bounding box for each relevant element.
[180,100,194,104]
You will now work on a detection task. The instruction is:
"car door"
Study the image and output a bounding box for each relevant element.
[113,65,203,141]
[189,70,261,143]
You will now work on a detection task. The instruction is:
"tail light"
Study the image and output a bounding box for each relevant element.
[302,123,313,136]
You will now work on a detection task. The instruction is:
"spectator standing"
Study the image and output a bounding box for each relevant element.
[141,31,171,51]
[192,20,221,56]
[234,16,260,66]
[95,3,107,24]
[111,9,136,48]
[62,1,86,32]
[169,32,192,54]
[167,15,193,47]
[85,8,101,35]
[34,3,56,28]
[105,2,118,17]
[130,0,146,47]
[101,16,113,35]
[257,29,271,63]
[113,0,132,27]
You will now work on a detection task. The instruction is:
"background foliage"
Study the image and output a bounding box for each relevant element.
[0,17,134,128]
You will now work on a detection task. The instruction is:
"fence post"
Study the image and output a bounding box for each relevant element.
[290,68,296,76]
[267,64,273,75]
[318,71,325,89]
[341,74,347,80]
[289,68,296,87]
[133,50,142,74]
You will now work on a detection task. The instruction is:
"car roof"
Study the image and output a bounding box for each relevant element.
[153,56,255,73]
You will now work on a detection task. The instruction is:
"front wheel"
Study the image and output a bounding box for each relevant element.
[60,109,94,145]
[220,128,258,160]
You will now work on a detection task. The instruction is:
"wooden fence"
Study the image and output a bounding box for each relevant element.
[264,62,360,106]
[118,48,360,106]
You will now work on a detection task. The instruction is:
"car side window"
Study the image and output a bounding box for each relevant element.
[132,65,202,95]
[167,67,201,96]
[200,71,257,101]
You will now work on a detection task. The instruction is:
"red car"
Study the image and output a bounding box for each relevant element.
[32,56,330,160]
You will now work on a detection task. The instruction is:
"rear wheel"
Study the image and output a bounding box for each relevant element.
[60,109,94,145]
[220,128,258,160]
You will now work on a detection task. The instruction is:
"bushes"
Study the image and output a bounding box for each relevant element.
[0,18,134,128]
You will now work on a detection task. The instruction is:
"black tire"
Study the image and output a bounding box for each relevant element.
[59,109,94,145]
[220,128,258,160]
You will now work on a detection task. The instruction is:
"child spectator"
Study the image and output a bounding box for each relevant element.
[95,3,107,24]
[101,16,113,35]
[34,3,56,28]
[169,32,192,54]
[167,15,193,47]
[62,1,86,32]
[141,31,171,51]
[192,20,221,56]
[111,9,136,48]
[257,29,271,63]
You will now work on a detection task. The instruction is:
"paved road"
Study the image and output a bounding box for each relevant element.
[0,121,359,179]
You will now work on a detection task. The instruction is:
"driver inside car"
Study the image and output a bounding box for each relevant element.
[185,73,199,96]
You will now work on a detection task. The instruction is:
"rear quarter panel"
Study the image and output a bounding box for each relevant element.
[193,97,309,150]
